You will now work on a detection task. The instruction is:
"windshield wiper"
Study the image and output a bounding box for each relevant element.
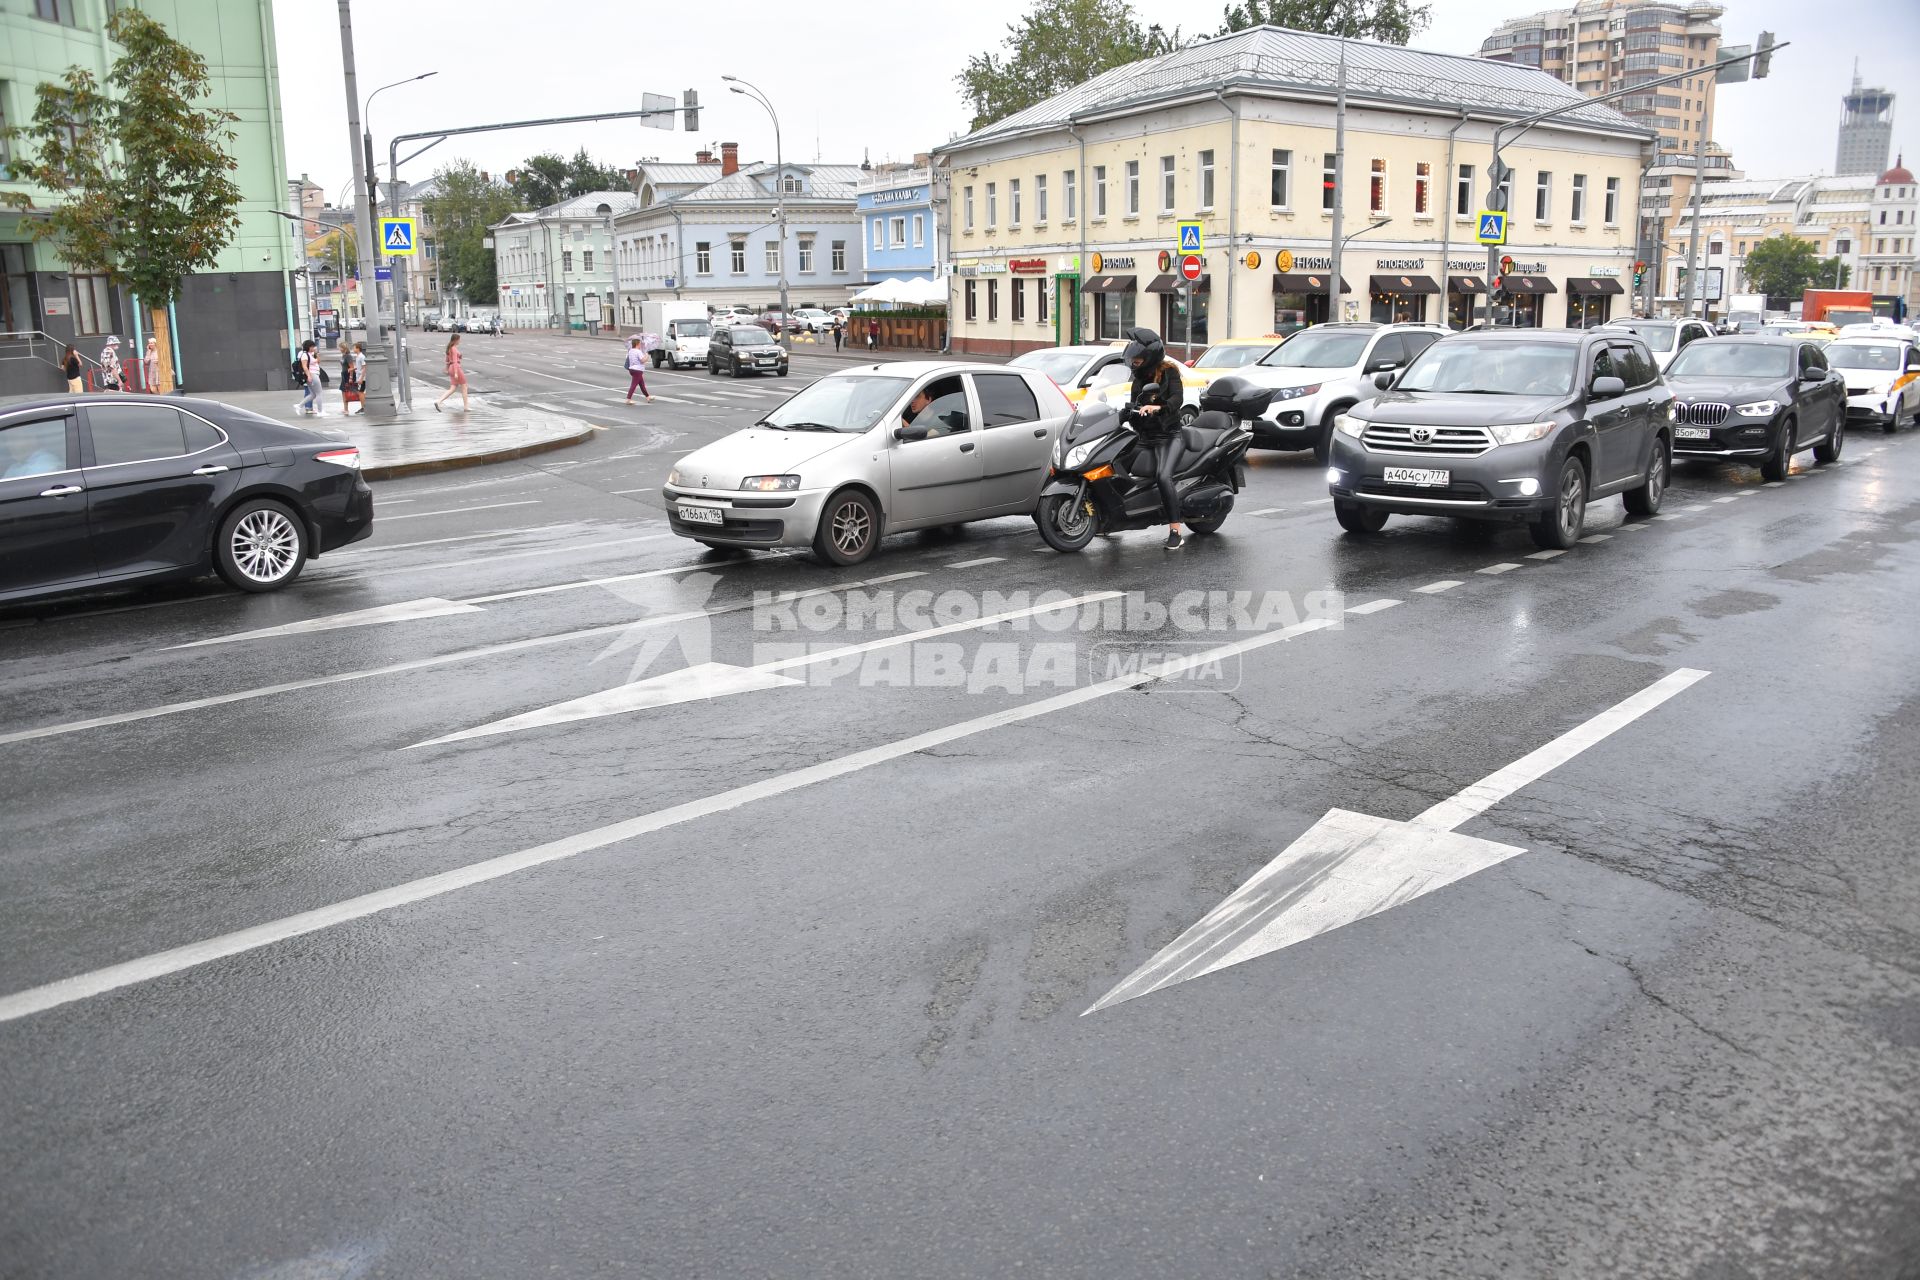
[773,421,844,432]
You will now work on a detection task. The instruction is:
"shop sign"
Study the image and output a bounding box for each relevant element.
[42,296,70,316]
[1376,258,1425,271]
[1009,258,1050,274]
[1445,259,1485,272]
[1090,253,1136,272]
[1503,261,1547,274]
[1590,266,1622,277]
[1276,251,1333,271]
[871,187,925,206]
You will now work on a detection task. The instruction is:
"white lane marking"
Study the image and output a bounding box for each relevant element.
[1414,580,1463,594]
[1478,562,1521,575]
[1344,598,1401,616]
[378,500,541,523]
[1578,534,1613,544]
[458,553,779,604]
[1619,523,1649,531]
[1305,498,1334,505]
[373,474,549,500]
[0,572,926,749]
[610,487,663,495]
[407,589,1126,748]
[0,614,1349,1024]
[1527,549,1566,560]
[1678,504,1710,513]
[1087,668,1711,1014]
[1712,496,1740,504]
[945,556,1006,569]
[1244,507,1284,516]
[357,527,548,554]
[166,598,484,650]
[380,499,417,506]
[1738,488,1760,495]
[497,362,620,392]
[361,534,673,580]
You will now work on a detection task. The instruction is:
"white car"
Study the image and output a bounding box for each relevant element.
[1836,320,1919,344]
[791,307,834,333]
[1825,336,1920,432]
[1595,318,1717,371]
[1232,322,1446,458]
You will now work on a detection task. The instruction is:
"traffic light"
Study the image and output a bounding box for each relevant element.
[1753,31,1774,79]
[1632,259,1647,289]
[1489,276,1507,303]
[683,89,700,131]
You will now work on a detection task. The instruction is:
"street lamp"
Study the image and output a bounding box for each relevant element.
[723,75,788,343]
[272,209,352,342]
[1338,218,1391,324]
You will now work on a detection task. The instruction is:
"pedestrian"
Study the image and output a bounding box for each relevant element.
[624,336,655,404]
[142,336,160,391]
[866,318,879,352]
[832,316,843,352]
[434,333,469,412]
[295,339,324,415]
[340,341,366,414]
[98,335,123,392]
[62,345,83,394]
[352,342,367,409]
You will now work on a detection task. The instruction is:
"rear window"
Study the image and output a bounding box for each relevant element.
[974,373,1041,427]
[88,404,187,465]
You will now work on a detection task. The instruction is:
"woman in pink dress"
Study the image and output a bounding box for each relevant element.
[434,334,469,412]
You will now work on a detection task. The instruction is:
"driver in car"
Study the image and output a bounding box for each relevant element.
[2,429,65,480]
[902,385,959,439]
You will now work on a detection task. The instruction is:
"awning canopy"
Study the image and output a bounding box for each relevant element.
[1081,275,1138,294]
[1368,273,1440,295]
[1447,274,1487,295]
[1273,273,1351,293]
[1146,273,1211,294]
[1567,277,1626,296]
[1505,275,1558,294]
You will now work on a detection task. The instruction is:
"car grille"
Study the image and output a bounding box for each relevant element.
[1360,424,1494,457]
[1355,479,1494,502]
[1678,402,1730,426]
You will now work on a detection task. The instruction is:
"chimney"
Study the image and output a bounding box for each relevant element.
[720,142,739,177]
[695,147,715,164]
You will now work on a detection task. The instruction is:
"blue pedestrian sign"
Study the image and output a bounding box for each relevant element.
[1475,211,1508,246]
[1177,221,1205,254]
[379,217,418,256]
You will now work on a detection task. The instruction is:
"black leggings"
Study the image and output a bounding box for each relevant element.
[1153,434,1182,525]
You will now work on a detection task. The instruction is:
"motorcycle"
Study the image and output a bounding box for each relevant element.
[1034,375,1272,552]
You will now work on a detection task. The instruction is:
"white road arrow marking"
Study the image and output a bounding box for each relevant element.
[166,597,484,649]
[1085,667,1710,1014]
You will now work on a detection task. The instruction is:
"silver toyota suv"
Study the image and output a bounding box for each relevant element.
[1237,322,1448,460]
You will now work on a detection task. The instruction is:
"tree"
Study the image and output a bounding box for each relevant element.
[427,159,519,304]
[509,149,627,208]
[1,8,242,392]
[956,0,1174,133]
[1813,256,1851,290]
[1218,0,1431,41]
[564,148,627,196]
[1743,235,1826,306]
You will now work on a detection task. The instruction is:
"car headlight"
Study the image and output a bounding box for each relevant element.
[1734,400,1780,417]
[1488,421,1555,446]
[740,474,800,492]
[1272,383,1322,401]
[1665,400,1680,422]
[1063,442,1095,469]
[667,468,683,487]
[1334,413,1367,438]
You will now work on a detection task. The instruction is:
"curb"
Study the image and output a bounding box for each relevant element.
[362,423,597,481]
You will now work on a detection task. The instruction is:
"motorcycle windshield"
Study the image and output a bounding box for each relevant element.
[1066,400,1126,445]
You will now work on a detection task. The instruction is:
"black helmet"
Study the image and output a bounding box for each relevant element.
[1122,326,1165,372]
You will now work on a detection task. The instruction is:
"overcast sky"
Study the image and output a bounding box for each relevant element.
[274,0,1919,203]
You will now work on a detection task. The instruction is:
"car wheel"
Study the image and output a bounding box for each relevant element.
[650,350,663,369]
[812,489,880,566]
[1623,435,1669,516]
[1814,415,1845,464]
[730,359,742,379]
[1760,418,1796,482]
[1333,499,1388,534]
[779,366,790,377]
[1177,405,1199,427]
[1035,490,1099,551]
[1530,456,1587,550]
[706,359,717,377]
[1315,405,1346,464]
[215,498,308,593]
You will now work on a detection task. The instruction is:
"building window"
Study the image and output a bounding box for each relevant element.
[1879,210,1887,226]
[1369,159,1386,214]
[765,241,781,274]
[1037,281,1049,324]
[562,249,573,271]
[780,175,802,195]
[1836,237,1851,255]
[964,186,975,231]
[583,250,593,272]
[987,278,998,322]
[987,182,997,228]
[1414,162,1431,215]
[1010,178,1022,226]
[1126,161,1140,216]
[1499,168,1513,212]
[1323,155,1337,212]
[912,214,924,247]
[1198,150,1215,209]
[1063,170,1076,222]
[730,239,746,274]
[1160,156,1176,213]
[890,216,906,247]
[1570,174,1587,224]
[71,274,112,335]
[1457,163,1475,216]
[1036,174,1048,223]
[35,0,76,25]
[1011,278,1025,322]
[798,235,815,273]
[832,240,846,272]
[1535,171,1552,221]
[1270,149,1291,209]
[1604,176,1620,225]
[695,241,711,275]
[1094,166,1107,218]
[873,219,884,252]
[965,278,977,321]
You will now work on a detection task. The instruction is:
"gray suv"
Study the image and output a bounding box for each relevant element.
[1327,328,1675,549]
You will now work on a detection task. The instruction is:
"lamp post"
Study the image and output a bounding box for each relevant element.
[272,209,352,341]
[362,72,436,341]
[724,75,788,344]
[1340,218,1392,323]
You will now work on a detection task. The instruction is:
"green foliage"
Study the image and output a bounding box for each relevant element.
[956,0,1178,133]
[1218,0,1431,41]
[509,148,627,208]
[1743,235,1827,305]
[426,159,519,301]
[1814,256,1851,290]
[0,8,242,306]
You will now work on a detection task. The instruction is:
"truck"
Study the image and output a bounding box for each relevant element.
[1723,292,1767,333]
[1801,289,1875,328]
[640,300,712,370]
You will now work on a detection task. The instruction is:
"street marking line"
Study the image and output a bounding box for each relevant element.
[1478,562,1522,574]
[1737,489,1760,495]
[0,614,1347,1024]
[945,557,1006,568]
[1579,534,1612,543]
[1245,507,1284,516]
[355,527,550,554]
[1712,496,1740,504]
[1678,504,1710,513]
[1344,599,1401,615]
[1414,580,1463,594]
[362,534,674,580]
[1527,549,1566,560]
[378,500,541,522]
[610,488,658,495]
[1619,523,1648,531]
[166,598,485,650]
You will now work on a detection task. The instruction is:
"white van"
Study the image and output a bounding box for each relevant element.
[641,300,712,369]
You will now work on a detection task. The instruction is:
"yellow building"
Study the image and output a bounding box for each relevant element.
[936,25,1650,357]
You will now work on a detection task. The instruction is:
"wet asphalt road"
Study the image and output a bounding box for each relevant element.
[2,333,1918,1279]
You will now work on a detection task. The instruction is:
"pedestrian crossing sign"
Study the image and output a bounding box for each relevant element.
[379,217,418,256]
[1177,221,1205,254]
[1476,211,1508,245]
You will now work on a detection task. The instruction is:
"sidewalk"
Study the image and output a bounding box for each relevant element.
[517,325,988,365]
[214,388,596,481]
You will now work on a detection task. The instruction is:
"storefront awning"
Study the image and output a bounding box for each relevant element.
[1081,275,1137,294]
[1447,275,1487,295]
[1504,275,1558,294]
[1272,273,1350,293]
[1368,273,1440,295]
[1567,277,1625,296]
[1146,273,1211,294]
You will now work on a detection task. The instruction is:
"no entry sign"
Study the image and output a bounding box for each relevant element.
[1180,254,1203,282]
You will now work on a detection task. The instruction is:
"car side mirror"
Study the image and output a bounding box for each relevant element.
[1801,370,1826,383]
[1373,371,1396,390]
[1589,375,1627,399]
[894,421,930,443]
[1364,358,1399,374]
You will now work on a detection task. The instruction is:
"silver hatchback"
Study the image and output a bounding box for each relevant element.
[662,361,1072,565]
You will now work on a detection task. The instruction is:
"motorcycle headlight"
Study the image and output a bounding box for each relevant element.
[1334,413,1367,438]
[740,474,801,492]
[1488,420,1556,446]
[1734,400,1780,417]
[667,468,683,487]
[1064,442,1095,470]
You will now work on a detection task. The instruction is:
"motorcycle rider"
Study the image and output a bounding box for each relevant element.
[1122,326,1188,549]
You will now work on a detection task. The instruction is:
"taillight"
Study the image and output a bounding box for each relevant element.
[314,446,361,469]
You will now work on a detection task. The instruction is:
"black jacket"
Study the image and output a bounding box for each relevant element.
[1129,360,1184,433]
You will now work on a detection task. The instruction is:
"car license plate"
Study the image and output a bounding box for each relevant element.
[1675,426,1711,440]
[1383,466,1449,487]
[677,504,723,525]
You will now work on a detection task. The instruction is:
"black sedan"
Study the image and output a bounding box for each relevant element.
[1663,336,1848,481]
[1,395,373,604]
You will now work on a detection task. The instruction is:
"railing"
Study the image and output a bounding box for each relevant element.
[0,330,151,392]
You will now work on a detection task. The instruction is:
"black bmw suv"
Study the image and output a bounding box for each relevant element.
[1327,328,1674,549]
[1662,335,1848,481]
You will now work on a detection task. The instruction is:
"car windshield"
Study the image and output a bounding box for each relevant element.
[758,376,909,433]
[1260,330,1372,369]
[732,328,773,346]
[675,320,711,337]
[1195,344,1272,370]
[1603,323,1676,352]
[1823,343,1904,371]
[1667,344,1792,378]
[1012,349,1095,385]
[1396,340,1577,395]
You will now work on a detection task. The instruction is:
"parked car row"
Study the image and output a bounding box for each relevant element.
[424,315,499,334]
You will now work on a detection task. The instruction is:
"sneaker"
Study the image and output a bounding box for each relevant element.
[1164,530,1185,550]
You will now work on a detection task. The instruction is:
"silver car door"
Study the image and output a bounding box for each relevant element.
[886,376,985,527]
[969,372,1055,513]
